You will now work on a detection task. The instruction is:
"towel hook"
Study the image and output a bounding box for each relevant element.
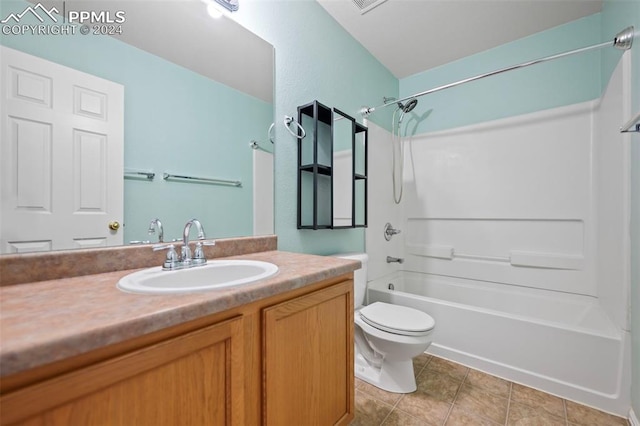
[284,115,306,139]
[268,122,275,143]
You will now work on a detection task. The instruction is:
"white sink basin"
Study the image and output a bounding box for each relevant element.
[117,260,279,294]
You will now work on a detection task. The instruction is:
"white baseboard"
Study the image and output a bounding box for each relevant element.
[629,408,639,426]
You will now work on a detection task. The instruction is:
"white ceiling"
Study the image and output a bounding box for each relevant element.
[34,0,274,102]
[113,0,274,102]
[317,0,603,79]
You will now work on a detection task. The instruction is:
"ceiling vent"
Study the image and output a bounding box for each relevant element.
[351,0,389,15]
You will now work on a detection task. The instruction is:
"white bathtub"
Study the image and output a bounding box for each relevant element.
[367,271,630,415]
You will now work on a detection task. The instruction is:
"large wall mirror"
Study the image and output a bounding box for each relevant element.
[0,0,274,253]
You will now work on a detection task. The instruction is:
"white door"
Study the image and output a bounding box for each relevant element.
[0,46,124,253]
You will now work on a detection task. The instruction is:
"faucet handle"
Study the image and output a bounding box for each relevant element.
[192,239,215,262]
[189,239,215,266]
[192,242,206,265]
[384,223,401,241]
[153,244,180,270]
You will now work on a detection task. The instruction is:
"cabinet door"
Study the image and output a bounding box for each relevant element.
[263,281,354,425]
[1,316,244,426]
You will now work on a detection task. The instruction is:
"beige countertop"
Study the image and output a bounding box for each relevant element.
[0,250,359,378]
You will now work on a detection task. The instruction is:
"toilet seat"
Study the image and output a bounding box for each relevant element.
[359,302,435,336]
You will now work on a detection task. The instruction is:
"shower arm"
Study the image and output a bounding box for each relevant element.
[361,26,634,118]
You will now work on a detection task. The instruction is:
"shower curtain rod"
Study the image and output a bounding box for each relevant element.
[361,26,635,117]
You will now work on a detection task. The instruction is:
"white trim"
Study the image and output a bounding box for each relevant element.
[629,408,639,426]
[621,51,632,332]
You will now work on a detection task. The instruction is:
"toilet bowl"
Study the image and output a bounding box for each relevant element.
[333,253,435,393]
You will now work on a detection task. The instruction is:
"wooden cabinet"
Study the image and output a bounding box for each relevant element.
[0,277,354,426]
[1,317,245,426]
[263,280,353,425]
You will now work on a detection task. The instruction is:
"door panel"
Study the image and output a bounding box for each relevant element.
[1,46,124,253]
[263,281,354,425]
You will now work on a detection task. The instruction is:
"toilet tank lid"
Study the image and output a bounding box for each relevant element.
[331,253,368,263]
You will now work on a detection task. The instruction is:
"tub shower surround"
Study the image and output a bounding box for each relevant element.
[366,54,632,415]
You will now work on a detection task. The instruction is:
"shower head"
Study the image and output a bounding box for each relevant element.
[397,98,418,123]
[397,98,418,113]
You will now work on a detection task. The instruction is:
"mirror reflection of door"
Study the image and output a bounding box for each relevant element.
[1,46,124,253]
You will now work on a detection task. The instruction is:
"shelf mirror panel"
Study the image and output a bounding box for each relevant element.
[333,109,355,228]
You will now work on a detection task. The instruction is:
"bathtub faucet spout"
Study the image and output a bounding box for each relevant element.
[386,256,404,264]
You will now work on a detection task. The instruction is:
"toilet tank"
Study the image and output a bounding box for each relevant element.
[332,253,368,308]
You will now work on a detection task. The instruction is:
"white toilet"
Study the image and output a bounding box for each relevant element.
[334,253,435,393]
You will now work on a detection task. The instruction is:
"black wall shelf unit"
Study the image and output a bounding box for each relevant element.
[297,100,368,230]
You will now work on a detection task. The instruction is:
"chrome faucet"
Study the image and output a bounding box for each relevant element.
[384,223,401,241]
[181,218,206,266]
[386,256,404,264]
[147,218,164,243]
[153,219,215,270]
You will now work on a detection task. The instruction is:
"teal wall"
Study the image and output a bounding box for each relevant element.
[0,0,272,243]
[399,14,603,134]
[233,0,397,255]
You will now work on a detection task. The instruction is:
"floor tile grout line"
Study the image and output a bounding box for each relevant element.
[383,358,428,426]
[380,389,430,426]
[504,381,513,426]
[388,355,452,426]
[442,366,470,425]
[457,366,515,426]
[383,401,433,426]
[378,406,393,426]
[354,355,629,426]
[357,368,420,426]
[356,386,400,426]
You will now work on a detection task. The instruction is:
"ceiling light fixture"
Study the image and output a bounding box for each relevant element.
[203,0,238,19]
[213,0,239,13]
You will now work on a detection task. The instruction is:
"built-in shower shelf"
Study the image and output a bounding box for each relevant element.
[407,244,584,270]
[509,251,584,270]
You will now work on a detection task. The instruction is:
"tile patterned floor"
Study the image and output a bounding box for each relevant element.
[350,354,629,426]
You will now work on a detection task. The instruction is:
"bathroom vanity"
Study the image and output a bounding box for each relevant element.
[0,237,357,425]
